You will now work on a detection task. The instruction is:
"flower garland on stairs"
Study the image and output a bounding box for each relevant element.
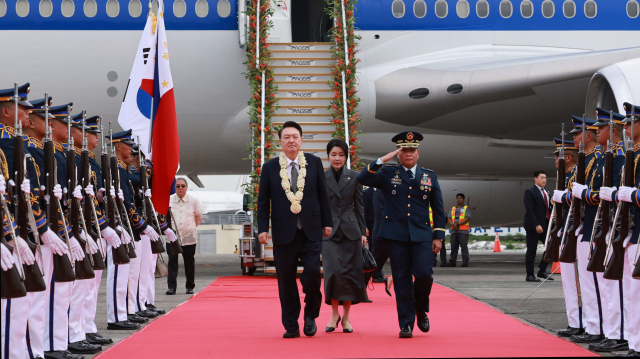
[243,0,280,212]
[325,0,363,169]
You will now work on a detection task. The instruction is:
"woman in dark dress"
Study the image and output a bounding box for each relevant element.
[322,139,368,333]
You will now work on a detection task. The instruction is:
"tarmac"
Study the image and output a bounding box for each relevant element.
[87,252,626,358]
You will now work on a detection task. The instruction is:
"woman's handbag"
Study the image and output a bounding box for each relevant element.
[155,253,168,278]
[362,246,377,273]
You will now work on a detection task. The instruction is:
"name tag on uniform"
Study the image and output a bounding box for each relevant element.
[391,175,402,185]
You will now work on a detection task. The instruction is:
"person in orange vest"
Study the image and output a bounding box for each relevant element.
[446,193,470,267]
[430,207,448,267]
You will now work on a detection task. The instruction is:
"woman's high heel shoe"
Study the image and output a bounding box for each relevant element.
[384,277,393,297]
[342,319,353,333]
[325,315,341,332]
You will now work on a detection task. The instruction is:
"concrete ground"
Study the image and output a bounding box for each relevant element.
[86,252,626,358]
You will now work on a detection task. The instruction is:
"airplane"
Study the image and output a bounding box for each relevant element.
[1,0,639,226]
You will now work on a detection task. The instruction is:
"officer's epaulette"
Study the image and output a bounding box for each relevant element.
[421,167,436,173]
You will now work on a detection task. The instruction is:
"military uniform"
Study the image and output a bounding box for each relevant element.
[357,131,445,338]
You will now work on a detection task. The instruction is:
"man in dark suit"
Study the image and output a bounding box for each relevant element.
[523,170,553,282]
[257,121,332,338]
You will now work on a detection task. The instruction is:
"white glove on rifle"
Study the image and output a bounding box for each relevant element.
[552,190,567,203]
[69,236,85,262]
[618,186,636,203]
[85,184,95,197]
[164,228,177,243]
[599,186,617,201]
[101,227,121,248]
[118,189,124,202]
[72,185,83,200]
[1,244,14,271]
[145,189,152,198]
[53,184,63,201]
[81,230,99,255]
[0,174,5,195]
[15,236,35,265]
[109,187,116,199]
[118,226,132,244]
[143,226,159,242]
[20,179,31,194]
[97,187,105,202]
[41,229,69,256]
[571,183,587,200]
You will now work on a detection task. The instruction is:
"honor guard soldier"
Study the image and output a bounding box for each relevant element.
[357,131,445,338]
[604,102,640,357]
[553,115,606,345]
[550,137,585,338]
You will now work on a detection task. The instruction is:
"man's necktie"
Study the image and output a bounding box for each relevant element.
[543,190,550,220]
[290,163,302,229]
[407,169,414,180]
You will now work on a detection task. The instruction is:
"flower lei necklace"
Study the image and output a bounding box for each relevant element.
[279,151,307,214]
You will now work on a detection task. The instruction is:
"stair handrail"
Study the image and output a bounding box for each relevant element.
[339,0,350,169]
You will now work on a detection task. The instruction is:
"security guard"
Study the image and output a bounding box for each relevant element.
[357,131,445,338]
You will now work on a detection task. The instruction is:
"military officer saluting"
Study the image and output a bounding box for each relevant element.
[357,131,445,339]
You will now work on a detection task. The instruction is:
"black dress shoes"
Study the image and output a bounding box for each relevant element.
[186,288,194,294]
[107,320,141,330]
[399,325,413,338]
[68,341,102,354]
[447,262,457,267]
[416,311,430,333]
[44,350,84,359]
[615,349,640,357]
[136,309,158,318]
[590,339,629,352]
[526,275,541,282]
[303,317,317,336]
[86,332,113,345]
[557,326,584,337]
[146,304,166,314]
[166,288,176,295]
[440,262,447,267]
[127,314,149,323]
[570,333,605,343]
[461,263,469,267]
[283,329,300,338]
[537,271,554,280]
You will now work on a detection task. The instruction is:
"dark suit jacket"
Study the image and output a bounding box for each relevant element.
[257,153,333,245]
[372,188,385,241]
[523,185,552,232]
[324,168,367,241]
[363,187,375,232]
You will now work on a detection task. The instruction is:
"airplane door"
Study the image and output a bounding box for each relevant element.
[291,0,331,42]
[270,0,292,43]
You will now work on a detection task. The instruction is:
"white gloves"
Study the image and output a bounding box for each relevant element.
[117,226,132,244]
[72,185,83,200]
[101,226,121,248]
[69,236,85,262]
[82,231,99,255]
[143,226,160,242]
[97,187,105,202]
[0,174,5,195]
[41,229,68,256]
[109,187,116,199]
[552,190,567,203]
[15,236,35,265]
[164,228,177,243]
[118,189,124,202]
[572,183,587,200]
[20,178,30,194]
[85,184,95,197]
[53,184,63,201]
[145,189,152,198]
[1,244,14,271]
[599,186,617,201]
[618,186,636,203]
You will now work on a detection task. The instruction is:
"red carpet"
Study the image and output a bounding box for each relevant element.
[96,276,595,358]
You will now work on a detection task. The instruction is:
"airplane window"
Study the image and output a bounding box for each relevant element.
[542,0,553,17]
[413,0,426,18]
[499,0,512,17]
[447,84,463,94]
[456,0,469,18]
[16,0,29,16]
[435,0,448,18]
[174,0,186,17]
[217,0,230,17]
[106,0,119,17]
[195,0,208,17]
[409,88,430,99]
[84,0,97,16]
[129,0,141,17]
[61,0,74,17]
[476,0,489,18]
[520,0,533,18]
[39,0,52,16]
[392,0,405,18]
[0,0,5,16]
[563,0,575,17]
[151,0,164,14]
[584,0,596,18]
[628,0,639,18]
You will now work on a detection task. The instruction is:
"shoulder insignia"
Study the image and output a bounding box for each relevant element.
[421,167,436,173]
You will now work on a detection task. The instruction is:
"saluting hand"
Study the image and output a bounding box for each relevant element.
[380,148,401,163]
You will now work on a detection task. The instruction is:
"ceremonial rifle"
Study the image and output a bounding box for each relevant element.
[166,208,183,254]
[81,116,106,270]
[560,118,585,263]
[604,111,631,280]
[630,105,640,279]
[137,137,166,254]
[0,188,27,299]
[543,124,565,262]
[101,122,129,264]
[109,124,137,258]
[67,110,95,279]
